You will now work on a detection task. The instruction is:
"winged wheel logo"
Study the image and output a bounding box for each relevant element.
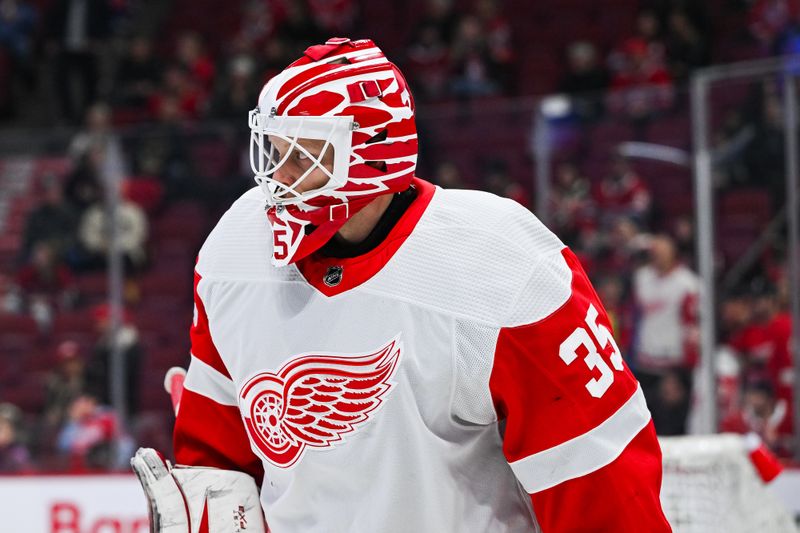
[239,337,401,468]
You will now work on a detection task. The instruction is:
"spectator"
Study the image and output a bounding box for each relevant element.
[77,187,149,272]
[449,15,501,98]
[596,215,649,274]
[748,0,800,51]
[15,241,78,330]
[235,0,277,50]
[720,288,754,344]
[713,108,758,190]
[672,214,695,264]
[745,86,787,207]
[721,380,794,457]
[0,0,37,119]
[20,175,79,262]
[473,0,514,89]
[608,37,674,125]
[148,63,207,121]
[308,0,358,35]
[209,53,259,121]
[418,0,459,44]
[68,102,124,170]
[259,36,293,84]
[113,35,161,110]
[593,155,652,224]
[0,272,21,313]
[730,281,794,404]
[632,234,700,434]
[648,0,711,37]
[0,403,32,473]
[666,9,710,82]
[633,9,666,62]
[45,0,112,123]
[63,147,104,215]
[56,393,132,470]
[43,340,86,428]
[550,161,593,244]
[175,32,215,92]
[558,41,610,121]
[276,0,326,57]
[84,304,142,417]
[651,368,693,436]
[405,23,450,102]
[131,99,195,202]
[65,102,130,221]
[716,345,744,426]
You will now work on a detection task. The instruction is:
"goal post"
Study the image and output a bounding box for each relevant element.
[659,433,798,532]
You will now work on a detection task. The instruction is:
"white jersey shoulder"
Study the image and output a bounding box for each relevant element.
[365,187,569,326]
[196,185,570,326]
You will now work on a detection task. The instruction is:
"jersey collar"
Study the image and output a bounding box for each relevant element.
[295,177,436,297]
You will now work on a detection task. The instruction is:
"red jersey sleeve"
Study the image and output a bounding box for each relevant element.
[490,248,670,532]
[173,270,264,483]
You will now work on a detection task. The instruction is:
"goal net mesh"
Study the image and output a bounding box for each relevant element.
[659,434,797,533]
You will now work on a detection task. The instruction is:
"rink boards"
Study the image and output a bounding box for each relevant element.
[0,470,797,532]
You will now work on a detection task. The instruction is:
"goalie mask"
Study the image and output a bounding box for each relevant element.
[250,38,418,267]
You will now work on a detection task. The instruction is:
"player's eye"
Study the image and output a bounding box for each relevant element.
[296,151,310,161]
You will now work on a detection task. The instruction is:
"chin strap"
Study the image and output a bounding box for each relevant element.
[303,195,378,226]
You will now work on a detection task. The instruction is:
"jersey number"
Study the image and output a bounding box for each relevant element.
[273,228,289,260]
[558,304,624,398]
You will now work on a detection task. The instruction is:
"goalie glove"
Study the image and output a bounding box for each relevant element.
[131,447,267,533]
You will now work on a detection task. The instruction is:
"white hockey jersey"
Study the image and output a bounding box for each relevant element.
[174,178,670,532]
[633,264,700,370]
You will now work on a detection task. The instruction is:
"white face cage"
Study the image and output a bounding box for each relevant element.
[249,108,357,207]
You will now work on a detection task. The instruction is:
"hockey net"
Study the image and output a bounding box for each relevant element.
[659,434,798,533]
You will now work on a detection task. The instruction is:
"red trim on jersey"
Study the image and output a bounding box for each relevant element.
[173,388,264,485]
[681,292,698,324]
[198,496,210,533]
[490,248,668,530]
[192,270,232,379]
[491,249,640,459]
[681,291,700,367]
[530,423,670,532]
[295,177,436,297]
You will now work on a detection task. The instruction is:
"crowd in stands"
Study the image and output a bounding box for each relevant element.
[0,0,798,473]
[0,0,719,126]
[1,0,797,127]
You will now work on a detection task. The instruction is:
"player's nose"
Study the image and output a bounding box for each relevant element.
[273,163,296,188]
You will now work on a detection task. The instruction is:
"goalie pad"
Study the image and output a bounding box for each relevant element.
[131,447,267,533]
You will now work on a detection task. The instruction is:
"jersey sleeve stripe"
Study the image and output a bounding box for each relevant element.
[509,384,650,494]
[174,388,264,483]
[192,271,232,380]
[184,355,239,407]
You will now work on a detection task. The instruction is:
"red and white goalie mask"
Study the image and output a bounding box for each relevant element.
[250,38,418,267]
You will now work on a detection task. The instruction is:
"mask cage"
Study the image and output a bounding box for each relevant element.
[249,109,356,207]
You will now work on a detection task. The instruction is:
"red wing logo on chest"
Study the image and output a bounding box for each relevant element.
[239,336,402,468]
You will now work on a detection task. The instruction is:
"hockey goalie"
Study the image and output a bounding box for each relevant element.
[132,37,671,532]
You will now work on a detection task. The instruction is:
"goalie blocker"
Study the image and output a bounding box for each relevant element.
[131,448,267,533]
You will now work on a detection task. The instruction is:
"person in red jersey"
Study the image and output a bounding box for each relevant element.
[132,38,671,533]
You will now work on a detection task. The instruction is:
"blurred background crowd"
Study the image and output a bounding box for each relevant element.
[0,0,797,473]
